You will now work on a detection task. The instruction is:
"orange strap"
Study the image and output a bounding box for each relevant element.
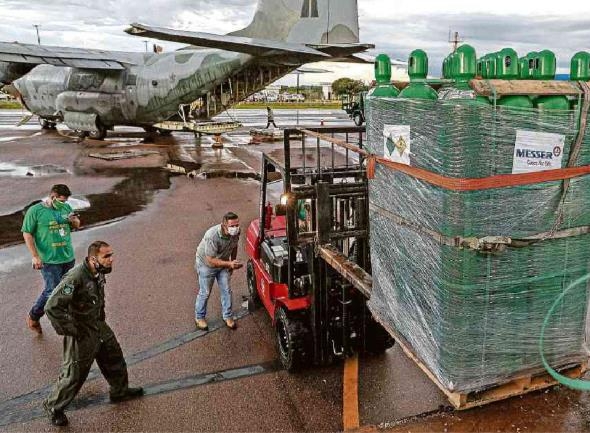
[367,155,590,191]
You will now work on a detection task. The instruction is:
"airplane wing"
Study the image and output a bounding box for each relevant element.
[323,55,374,64]
[0,41,142,70]
[295,67,332,74]
[308,44,375,58]
[126,23,333,62]
[325,53,408,66]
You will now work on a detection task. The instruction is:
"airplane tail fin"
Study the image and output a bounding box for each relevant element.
[230,0,360,44]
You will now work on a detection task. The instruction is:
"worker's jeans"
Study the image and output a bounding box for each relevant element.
[195,263,232,320]
[30,260,75,321]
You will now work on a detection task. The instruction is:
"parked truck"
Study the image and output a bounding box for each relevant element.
[341,92,366,126]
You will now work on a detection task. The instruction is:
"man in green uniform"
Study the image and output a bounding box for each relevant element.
[43,240,143,427]
[23,184,80,334]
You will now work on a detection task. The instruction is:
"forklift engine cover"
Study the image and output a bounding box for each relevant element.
[261,237,289,284]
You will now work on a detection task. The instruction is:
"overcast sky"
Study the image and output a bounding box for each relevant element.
[1,0,589,85]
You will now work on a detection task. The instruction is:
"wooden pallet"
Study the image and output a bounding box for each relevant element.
[379,320,588,410]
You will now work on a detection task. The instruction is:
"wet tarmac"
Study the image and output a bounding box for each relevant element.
[0,110,589,432]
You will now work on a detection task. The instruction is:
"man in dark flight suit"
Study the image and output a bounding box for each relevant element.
[43,240,143,427]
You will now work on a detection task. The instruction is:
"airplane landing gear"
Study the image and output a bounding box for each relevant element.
[88,125,107,140]
[39,118,56,130]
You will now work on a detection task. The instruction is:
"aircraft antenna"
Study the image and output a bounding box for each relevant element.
[448,30,463,52]
[326,0,330,44]
[33,24,41,45]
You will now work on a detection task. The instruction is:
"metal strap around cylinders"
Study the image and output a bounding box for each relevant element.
[369,202,590,251]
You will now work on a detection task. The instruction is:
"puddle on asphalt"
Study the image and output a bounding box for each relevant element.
[0,132,261,249]
[0,167,172,248]
[0,137,23,143]
[0,162,69,177]
[106,137,148,148]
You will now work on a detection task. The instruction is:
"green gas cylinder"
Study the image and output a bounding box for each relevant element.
[486,52,497,79]
[496,48,519,78]
[534,50,570,110]
[495,48,533,108]
[446,52,456,79]
[399,49,438,99]
[455,44,477,82]
[367,53,399,98]
[570,51,590,81]
[519,56,531,79]
[480,54,490,78]
[477,57,484,78]
[453,45,490,104]
[527,52,539,79]
[569,51,590,109]
[438,45,491,372]
[438,52,456,96]
[535,50,556,79]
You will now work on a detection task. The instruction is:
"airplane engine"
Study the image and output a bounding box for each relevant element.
[55,91,127,127]
[62,111,100,133]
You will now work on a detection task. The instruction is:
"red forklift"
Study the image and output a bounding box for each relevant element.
[245,126,394,371]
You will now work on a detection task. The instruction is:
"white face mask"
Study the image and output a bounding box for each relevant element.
[227,226,240,236]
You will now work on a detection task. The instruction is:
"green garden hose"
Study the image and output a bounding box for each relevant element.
[540,273,590,390]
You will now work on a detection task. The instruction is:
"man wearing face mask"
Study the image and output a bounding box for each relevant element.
[22,184,81,334]
[42,240,143,427]
[194,212,243,331]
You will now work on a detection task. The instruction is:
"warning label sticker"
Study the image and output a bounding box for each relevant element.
[383,125,411,165]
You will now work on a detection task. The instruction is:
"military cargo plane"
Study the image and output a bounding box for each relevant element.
[0,0,372,139]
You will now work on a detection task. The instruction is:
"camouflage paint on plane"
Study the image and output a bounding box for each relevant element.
[1,0,365,133]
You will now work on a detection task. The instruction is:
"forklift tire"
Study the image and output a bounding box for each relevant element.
[275,308,311,372]
[246,260,261,312]
[364,317,395,355]
[353,112,364,126]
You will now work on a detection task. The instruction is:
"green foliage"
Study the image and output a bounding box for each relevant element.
[236,101,340,110]
[331,78,368,97]
[0,100,22,109]
[280,85,324,100]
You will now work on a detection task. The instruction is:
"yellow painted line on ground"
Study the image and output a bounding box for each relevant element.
[343,354,360,431]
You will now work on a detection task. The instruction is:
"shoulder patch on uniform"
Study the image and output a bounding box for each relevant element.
[62,284,74,296]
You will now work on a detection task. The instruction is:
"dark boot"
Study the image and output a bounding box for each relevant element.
[109,386,144,403]
[43,402,68,427]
